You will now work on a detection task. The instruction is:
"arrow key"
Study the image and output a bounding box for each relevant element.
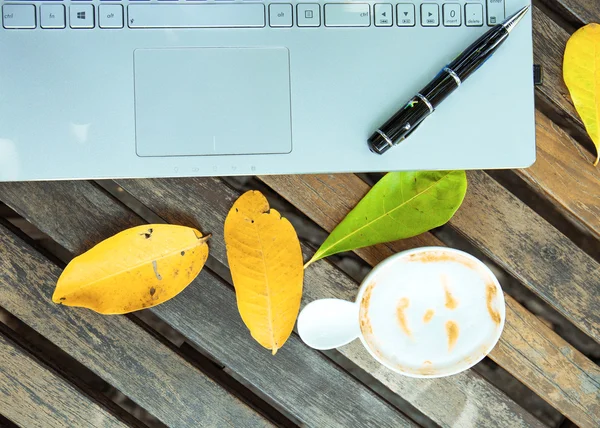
[420,3,439,26]
[396,3,414,26]
[374,3,392,27]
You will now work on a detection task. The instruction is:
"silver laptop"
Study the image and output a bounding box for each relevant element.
[0,0,534,182]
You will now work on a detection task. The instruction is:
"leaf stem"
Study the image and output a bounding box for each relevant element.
[197,234,212,244]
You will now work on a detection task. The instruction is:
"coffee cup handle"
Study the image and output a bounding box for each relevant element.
[297,299,361,350]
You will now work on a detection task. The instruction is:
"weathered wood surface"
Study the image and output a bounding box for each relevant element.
[532,6,581,131]
[529,9,600,239]
[516,111,600,239]
[0,181,415,428]
[545,0,600,25]
[259,173,600,428]
[114,177,543,428]
[452,171,600,343]
[0,334,127,428]
[0,3,598,427]
[0,223,272,428]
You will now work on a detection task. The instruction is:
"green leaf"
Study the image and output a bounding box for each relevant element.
[305,171,467,267]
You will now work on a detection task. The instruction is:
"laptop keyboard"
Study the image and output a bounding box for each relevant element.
[2,1,505,30]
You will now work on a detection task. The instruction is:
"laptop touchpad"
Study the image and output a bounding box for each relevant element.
[134,48,292,157]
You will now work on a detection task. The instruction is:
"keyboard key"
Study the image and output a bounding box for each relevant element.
[99,4,123,28]
[41,4,65,28]
[2,4,36,29]
[269,3,292,27]
[324,4,369,27]
[465,3,483,26]
[442,3,460,26]
[70,4,94,28]
[297,4,319,27]
[128,4,265,28]
[374,3,392,27]
[421,3,439,27]
[396,3,414,27]
[486,0,504,25]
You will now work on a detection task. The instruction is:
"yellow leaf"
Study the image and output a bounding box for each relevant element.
[224,191,303,355]
[564,23,600,166]
[53,225,209,314]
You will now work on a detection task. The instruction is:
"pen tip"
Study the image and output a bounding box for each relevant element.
[503,4,530,33]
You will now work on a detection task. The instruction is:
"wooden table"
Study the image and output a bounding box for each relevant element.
[0,1,599,426]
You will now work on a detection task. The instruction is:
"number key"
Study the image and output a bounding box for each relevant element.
[443,3,460,27]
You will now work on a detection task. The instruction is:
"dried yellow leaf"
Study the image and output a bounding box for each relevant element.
[224,191,303,355]
[564,23,600,166]
[53,225,209,314]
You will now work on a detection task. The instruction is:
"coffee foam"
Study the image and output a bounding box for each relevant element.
[358,249,504,377]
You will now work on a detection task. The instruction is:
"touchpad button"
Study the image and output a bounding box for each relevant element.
[134,47,292,157]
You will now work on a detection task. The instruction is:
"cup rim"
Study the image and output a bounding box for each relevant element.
[355,246,506,378]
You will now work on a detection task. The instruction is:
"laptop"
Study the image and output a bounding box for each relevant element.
[0,0,534,182]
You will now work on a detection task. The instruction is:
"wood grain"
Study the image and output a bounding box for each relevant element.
[0,181,415,428]
[544,0,600,25]
[532,6,582,131]
[452,171,600,343]
[528,7,600,240]
[0,334,127,428]
[259,173,600,428]
[517,111,600,239]
[0,223,271,428]
[115,177,543,428]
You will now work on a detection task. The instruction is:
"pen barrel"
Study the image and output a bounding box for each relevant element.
[448,25,508,80]
[419,71,460,108]
[368,95,432,154]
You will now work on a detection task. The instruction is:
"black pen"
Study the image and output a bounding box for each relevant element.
[368,5,530,155]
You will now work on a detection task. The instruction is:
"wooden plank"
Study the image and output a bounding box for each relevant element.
[0,181,416,428]
[113,177,544,428]
[532,6,582,131]
[259,173,600,428]
[527,7,600,240]
[0,223,272,428]
[517,111,600,239]
[452,171,600,343]
[543,0,600,25]
[0,334,127,428]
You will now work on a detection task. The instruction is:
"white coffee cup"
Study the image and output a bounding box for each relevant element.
[298,247,505,378]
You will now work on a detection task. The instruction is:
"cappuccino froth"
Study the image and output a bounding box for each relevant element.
[358,249,504,377]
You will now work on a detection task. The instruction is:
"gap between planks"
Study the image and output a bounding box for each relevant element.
[1,200,293,426]
[258,173,600,428]
[108,177,545,428]
[0,332,130,428]
[0,198,298,428]
[0,308,152,428]
[0,222,275,428]
[0,180,418,428]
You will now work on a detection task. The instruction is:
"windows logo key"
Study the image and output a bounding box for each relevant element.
[76,11,86,19]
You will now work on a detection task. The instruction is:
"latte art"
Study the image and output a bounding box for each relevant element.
[358,249,504,377]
